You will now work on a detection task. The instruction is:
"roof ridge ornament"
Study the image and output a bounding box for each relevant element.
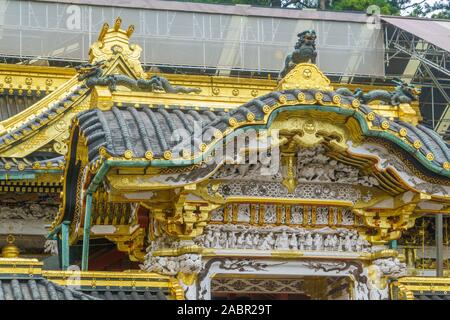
[1,235,20,258]
[279,30,318,79]
[89,17,145,78]
[81,18,202,95]
[277,30,333,92]
[76,61,202,94]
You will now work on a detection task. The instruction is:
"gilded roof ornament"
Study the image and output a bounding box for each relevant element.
[277,30,333,91]
[1,235,20,258]
[277,63,333,92]
[280,30,317,78]
[89,17,145,77]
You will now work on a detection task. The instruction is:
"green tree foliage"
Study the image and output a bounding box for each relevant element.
[329,0,403,15]
[415,0,450,19]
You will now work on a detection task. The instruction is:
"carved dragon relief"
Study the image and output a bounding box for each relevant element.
[75,61,202,94]
[336,78,420,106]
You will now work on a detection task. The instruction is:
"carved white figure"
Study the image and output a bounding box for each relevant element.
[289,234,298,250]
[212,231,221,248]
[331,235,338,250]
[179,254,203,274]
[338,237,344,251]
[305,233,313,250]
[275,231,290,250]
[313,233,323,250]
[373,258,406,277]
[44,240,58,255]
[259,232,274,250]
[228,231,237,248]
[356,235,366,252]
[351,235,358,251]
[245,233,254,249]
[253,234,260,248]
[298,234,305,250]
[323,235,332,250]
[236,233,245,249]
[204,230,214,248]
[344,235,353,252]
[219,232,228,248]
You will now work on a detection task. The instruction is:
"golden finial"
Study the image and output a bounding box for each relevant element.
[126,25,135,38]
[98,22,109,42]
[89,18,145,76]
[2,235,20,258]
[113,17,122,31]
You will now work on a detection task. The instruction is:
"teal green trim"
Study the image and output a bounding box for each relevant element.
[389,240,398,250]
[81,161,112,271]
[0,172,36,180]
[81,193,93,271]
[87,162,111,193]
[46,220,71,271]
[143,105,449,178]
[47,223,62,240]
[82,107,450,186]
[61,221,70,270]
[0,170,62,180]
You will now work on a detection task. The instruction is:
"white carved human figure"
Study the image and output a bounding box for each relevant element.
[356,235,365,252]
[245,233,254,249]
[212,231,221,248]
[204,230,214,248]
[259,232,274,250]
[323,235,331,250]
[219,232,228,248]
[331,235,338,250]
[166,259,177,274]
[275,231,290,250]
[228,231,236,248]
[313,233,323,250]
[252,234,260,249]
[351,235,358,250]
[298,234,305,250]
[191,225,373,253]
[289,234,298,250]
[305,233,313,250]
[236,233,245,249]
[338,236,344,251]
[344,235,353,252]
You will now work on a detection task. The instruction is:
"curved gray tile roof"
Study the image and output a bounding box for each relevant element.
[0,85,87,148]
[72,88,450,177]
[0,277,97,300]
[0,276,168,300]
[0,89,48,121]
[76,89,356,161]
[0,155,64,173]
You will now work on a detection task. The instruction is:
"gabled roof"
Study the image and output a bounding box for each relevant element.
[414,292,450,300]
[77,287,167,300]
[73,87,450,178]
[0,276,98,300]
[0,273,169,300]
[0,256,175,300]
[0,90,47,122]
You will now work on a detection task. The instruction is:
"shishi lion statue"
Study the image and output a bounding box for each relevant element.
[280,30,317,78]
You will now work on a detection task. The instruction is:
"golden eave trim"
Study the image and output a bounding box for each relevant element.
[396,276,450,285]
[0,63,76,77]
[42,269,172,281]
[0,75,80,132]
[224,197,353,207]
